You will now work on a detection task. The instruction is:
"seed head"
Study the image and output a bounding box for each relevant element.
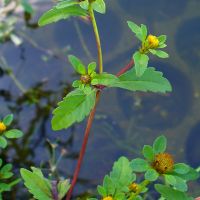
[80,74,91,84]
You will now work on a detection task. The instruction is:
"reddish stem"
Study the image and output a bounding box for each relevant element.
[66,59,134,200]
[66,91,101,200]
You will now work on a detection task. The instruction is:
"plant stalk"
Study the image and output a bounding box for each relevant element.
[89,4,103,73]
[66,91,101,200]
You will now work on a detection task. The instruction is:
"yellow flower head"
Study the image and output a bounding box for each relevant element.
[147,34,159,48]
[152,153,174,174]
[129,182,139,192]
[103,196,113,200]
[0,122,6,133]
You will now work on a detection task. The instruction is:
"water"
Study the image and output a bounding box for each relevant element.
[0,0,200,199]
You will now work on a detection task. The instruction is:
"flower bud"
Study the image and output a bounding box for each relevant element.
[129,182,139,192]
[0,122,6,133]
[80,74,91,84]
[147,35,159,48]
[103,196,113,200]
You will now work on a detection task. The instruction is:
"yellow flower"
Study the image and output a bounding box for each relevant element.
[152,153,174,174]
[0,122,6,133]
[103,196,113,200]
[147,34,159,48]
[129,182,139,192]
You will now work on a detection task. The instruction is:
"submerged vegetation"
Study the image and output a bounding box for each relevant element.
[0,0,200,200]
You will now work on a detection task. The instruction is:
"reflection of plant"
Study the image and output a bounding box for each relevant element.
[90,136,199,200]
[0,114,23,199]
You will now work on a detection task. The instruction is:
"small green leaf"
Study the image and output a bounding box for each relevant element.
[3,114,13,126]
[88,62,96,75]
[173,163,190,175]
[38,5,87,26]
[141,24,147,42]
[142,145,155,162]
[103,175,115,195]
[155,50,169,58]
[155,184,192,200]
[145,168,159,181]
[21,0,34,14]
[4,129,23,139]
[0,136,7,148]
[56,0,78,9]
[133,51,149,77]
[97,185,107,197]
[130,158,149,172]
[92,0,106,14]
[72,80,82,88]
[158,35,167,45]
[153,135,167,154]
[91,73,118,87]
[68,55,86,75]
[52,89,96,130]
[57,179,70,200]
[79,0,89,10]
[127,21,143,41]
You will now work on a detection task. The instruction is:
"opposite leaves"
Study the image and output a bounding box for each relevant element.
[51,89,96,131]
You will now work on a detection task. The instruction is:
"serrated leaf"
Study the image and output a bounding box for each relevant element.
[52,89,96,130]
[4,129,23,139]
[68,55,86,75]
[103,175,115,195]
[38,5,87,26]
[143,145,155,162]
[133,51,149,77]
[130,158,149,172]
[173,163,190,175]
[153,135,167,154]
[97,185,107,197]
[155,184,192,200]
[3,114,13,126]
[91,73,118,87]
[145,168,159,181]
[127,21,143,41]
[0,136,7,148]
[20,168,52,200]
[110,157,134,191]
[112,67,172,93]
[92,0,106,14]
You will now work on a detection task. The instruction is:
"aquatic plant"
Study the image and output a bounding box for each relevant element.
[13,0,199,199]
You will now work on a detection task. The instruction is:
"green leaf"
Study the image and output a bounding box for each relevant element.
[141,24,147,42]
[164,175,188,192]
[130,158,149,172]
[153,135,167,154]
[155,50,169,58]
[57,179,70,200]
[88,62,96,75]
[172,167,199,181]
[38,5,87,26]
[110,157,134,191]
[68,55,86,75]
[4,129,23,139]
[143,145,155,162]
[133,51,149,77]
[20,168,52,200]
[3,114,13,126]
[56,0,78,9]
[158,35,167,45]
[79,0,89,10]
[155,184,192,200]
[92,0,106,14]
[112,67,172,93]
[51,89,96,130]
[20,0,34,14]
[0,136,7,148]
[102,175,115,195]
[91,73,118,87]
[127,21,143,41]
[145,168,159,181]
[173,163,190,175]
[97,185,107,197]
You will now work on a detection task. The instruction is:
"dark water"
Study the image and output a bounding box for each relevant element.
[0,0,200,199]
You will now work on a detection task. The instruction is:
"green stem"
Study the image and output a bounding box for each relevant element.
[89,4,103,73]
[128,180,150,200]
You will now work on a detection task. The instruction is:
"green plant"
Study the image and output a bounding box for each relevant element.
[89,136,199,200]
[0,114,23,199]
[15,0,199,199]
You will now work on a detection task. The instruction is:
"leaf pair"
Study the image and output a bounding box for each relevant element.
[80,0,106,14]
